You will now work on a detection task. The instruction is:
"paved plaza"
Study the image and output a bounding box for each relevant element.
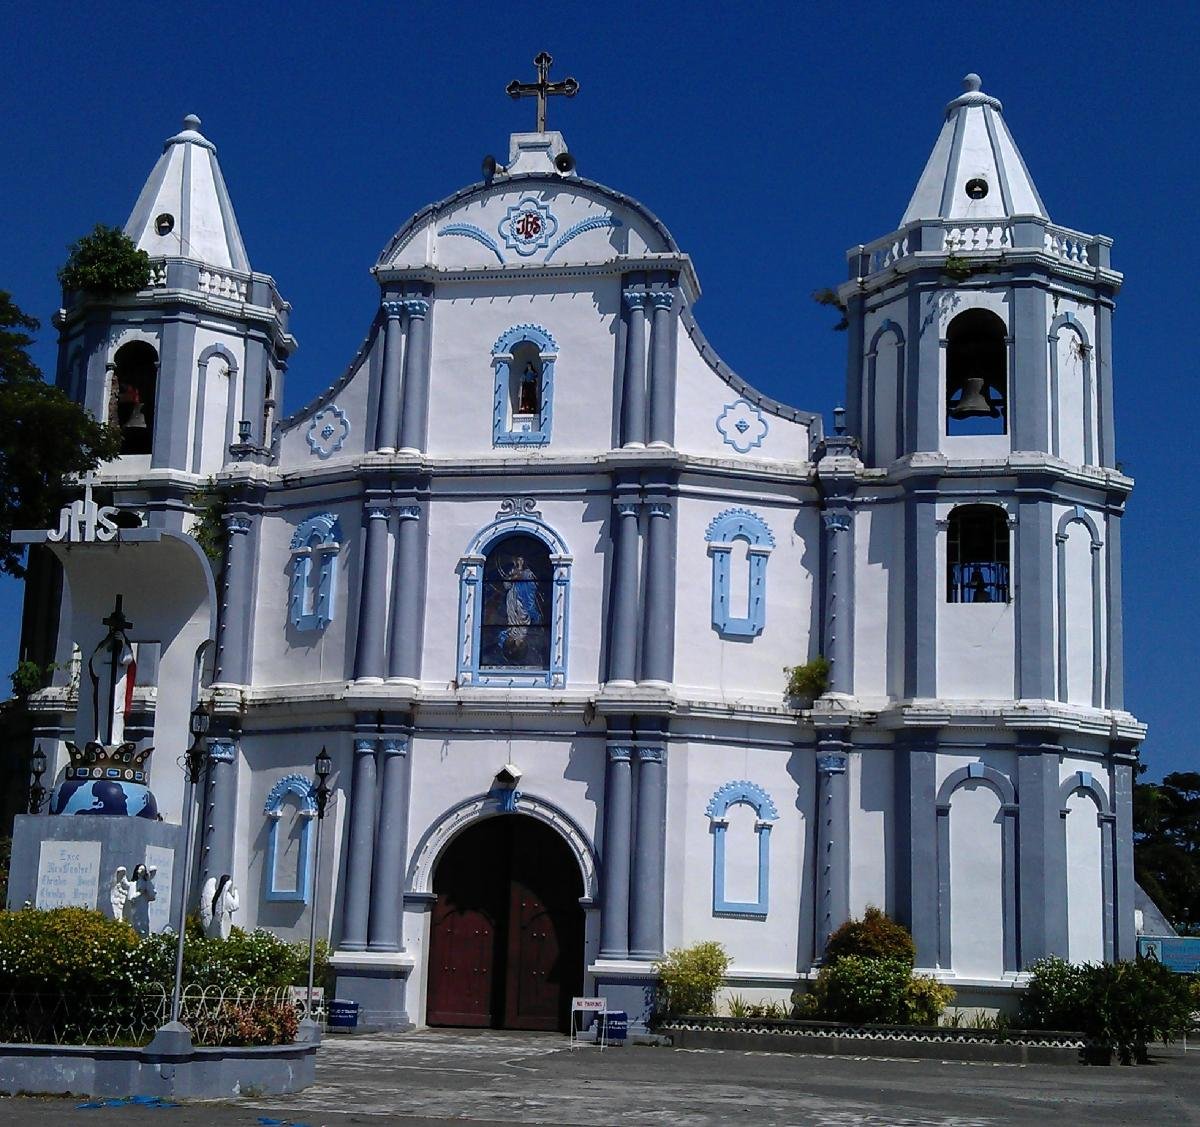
[2,1030,1199,1125]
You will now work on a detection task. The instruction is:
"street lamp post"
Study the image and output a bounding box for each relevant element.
[169,701,210,1026]
[305,746,333,1022]
[27,744,47,815]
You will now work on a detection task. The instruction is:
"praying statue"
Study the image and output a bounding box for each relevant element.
[200,874,240,940]
[516,361,540,415]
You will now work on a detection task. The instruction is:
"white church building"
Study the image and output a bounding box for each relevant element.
[18,68,1144,1030]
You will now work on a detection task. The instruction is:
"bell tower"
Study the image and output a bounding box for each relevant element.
[53,114,294,514]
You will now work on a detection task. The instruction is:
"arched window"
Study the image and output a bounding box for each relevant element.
[492,325,556,446]
[947,505,1010,603]
[112,341,159,455]
[263,774,316,902]
[945,309,1007,436]
[457,502,571,688]
[288,513,343,631]
[705,508,775,638]
[706,780,778,919]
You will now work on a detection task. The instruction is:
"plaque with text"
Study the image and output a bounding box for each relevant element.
[35,840,101,910]
[145,844,174,935]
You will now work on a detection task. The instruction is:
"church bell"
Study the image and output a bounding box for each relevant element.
[950,376,999,419]
[122,404,149,431]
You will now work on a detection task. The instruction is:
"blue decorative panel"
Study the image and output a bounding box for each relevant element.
[263,774,317,903]
[706,780,778,919]
[717,398,769,453]
[705,509,775,639]
[437,223,504,263]
[306,404,350,459]
[457,498,571,689]
[498,197,558,256]
[545,215,623,260]
[288,513,343,632]
[492,324,557,447]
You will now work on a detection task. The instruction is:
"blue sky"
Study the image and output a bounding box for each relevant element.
[1,3,1195,777]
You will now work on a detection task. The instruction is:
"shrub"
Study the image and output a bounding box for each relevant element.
[58,224,152,296]
[784,657,829,701]
[809,955,911,1024]
[1018,956,1089,1032]
[824,907,916,967]
[655,941,730,1017]
[904,975,956,1026]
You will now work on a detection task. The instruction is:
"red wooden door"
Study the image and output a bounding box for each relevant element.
[427,816,583,1031]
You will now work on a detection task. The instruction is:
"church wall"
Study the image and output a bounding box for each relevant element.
[852,504,904,700]
[665,737,811,978]
[671,492,817,701]
[1047,298,1098,466]
[860,297,907,466]
[672,332,812,463]
[848,747,893,918]
[425,277,621,458]
[190,327,245,474]
[1059,754,1110,963]
[1052,502,1106,708]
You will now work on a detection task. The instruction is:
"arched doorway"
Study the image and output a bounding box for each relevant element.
[426,814,584,1032]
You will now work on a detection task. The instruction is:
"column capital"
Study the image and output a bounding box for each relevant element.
[380,737,408,757]
[382,300,405,320]
[816,752,848,776]
[622,289,649,311]
[401,297,430,319]
[822,511,851,533]
[647,291,675,311]
[207,737,236,763]
[615,500,640,518]
[365,504,391,521]
[354,737,378,755]
[607,744,634,762]
[223,514,252,535]
[637,745,666,764]
[396,505,421,522]
[647,501,672,519]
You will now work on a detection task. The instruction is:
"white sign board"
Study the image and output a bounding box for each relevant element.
[35,840,101,910]
[572,996,607,1012]
[145,845,174,935]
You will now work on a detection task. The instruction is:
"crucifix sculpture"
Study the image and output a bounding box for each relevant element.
[506,52,579,133]
[91,595,135,745]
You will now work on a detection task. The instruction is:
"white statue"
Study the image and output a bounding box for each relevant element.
[127,864,158,935]
[200,874,240,940]
[109,866,132,921]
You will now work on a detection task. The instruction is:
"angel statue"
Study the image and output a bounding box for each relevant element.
[200,874,240,940]
[109,866,133,921]
[126,864,158,935]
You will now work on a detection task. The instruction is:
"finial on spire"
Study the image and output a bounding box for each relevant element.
[182,113,202,132]
[506,52,579,133]
[963,73,982,93]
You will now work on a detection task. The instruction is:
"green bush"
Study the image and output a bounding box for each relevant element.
[654,941,730,1017]
[824,907,916,967]
[904,975,956,1026]
[1020,955,1197,1063]
[809,955,911,1024]
[58,224,152,296]
[784,657,829,701]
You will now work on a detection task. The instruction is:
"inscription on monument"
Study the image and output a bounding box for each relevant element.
[145,844,174,934]
[35,840,101,909]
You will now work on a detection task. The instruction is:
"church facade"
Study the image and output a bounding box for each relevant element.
[21,72,1144,1030]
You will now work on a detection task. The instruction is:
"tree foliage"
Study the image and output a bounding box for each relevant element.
[823,906,917,966]
[0,292,122,577]
[1134,769,1200,933]
[57,225,151,296]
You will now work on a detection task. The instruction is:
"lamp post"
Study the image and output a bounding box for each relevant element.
[169,701,210,1026]
[27,744,47,815]
[305,746,333,1023]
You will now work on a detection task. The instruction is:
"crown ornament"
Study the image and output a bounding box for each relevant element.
[63,741,153,785]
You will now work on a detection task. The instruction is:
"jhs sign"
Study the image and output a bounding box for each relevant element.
[47,473,119,544]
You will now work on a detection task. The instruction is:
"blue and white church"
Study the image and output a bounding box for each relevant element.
[18,69,1145,1030]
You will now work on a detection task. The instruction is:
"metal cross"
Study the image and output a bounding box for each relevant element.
[506,52,579,133]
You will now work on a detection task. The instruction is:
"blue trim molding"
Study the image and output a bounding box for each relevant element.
[263,773,317,903]
[716,398,768,453]
[437,223,504,263]
[456,498,572,689]
[546,215,623,260]
[706,780,778,919]
[492,324,557,447]
[306,403,350,459]
[288,512,343,632]
[705,508,775,639]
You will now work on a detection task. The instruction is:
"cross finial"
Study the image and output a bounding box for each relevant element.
[506,51,579,133]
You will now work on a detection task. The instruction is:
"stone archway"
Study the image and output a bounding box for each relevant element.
[425,814,584,1032]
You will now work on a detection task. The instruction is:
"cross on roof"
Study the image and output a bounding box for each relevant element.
[506,52,579,133]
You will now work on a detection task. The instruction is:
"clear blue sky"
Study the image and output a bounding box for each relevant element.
[1,3,1195,778]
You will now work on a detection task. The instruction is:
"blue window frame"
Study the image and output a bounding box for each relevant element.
[288,512,343,631]
[263,774,316,903]
[492,324,556,446]
[706,780,778,919]
[705,508,775,638]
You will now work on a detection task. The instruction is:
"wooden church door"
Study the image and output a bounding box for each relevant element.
[427,816,584,1031]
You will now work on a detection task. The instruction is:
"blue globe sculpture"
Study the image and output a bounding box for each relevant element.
[49,777,159,819]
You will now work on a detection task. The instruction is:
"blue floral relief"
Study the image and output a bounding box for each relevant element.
[498,197,558,257]
[306,405,350,459]
[716,399,769,453]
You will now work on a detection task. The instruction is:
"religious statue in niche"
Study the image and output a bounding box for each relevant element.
[200,874,240,940]
[481,534,552,670]
[516,361,541,415]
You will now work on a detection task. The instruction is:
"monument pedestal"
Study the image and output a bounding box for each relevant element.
[7,814,184,932]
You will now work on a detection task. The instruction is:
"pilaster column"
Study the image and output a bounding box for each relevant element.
[606,500,640,685]
[375,303,405,452]
[151,314,199,468]
[367,736,412,951]
[1095,302,1116,468]
[215,515,254,684]
[1112,757,1136,960]
[387,506,424,681]
[1016,742,1068,963]
[620,291,648,447]
[629,745,667,959]
[398,298,431,453]
[893,738,938,967]
[639,498,675,685]
[340,738,379,951]
[1010,285,1050,452]
[814,740,850,956]
[647,291,676,446]
[353,505,391,682]
[239,332,269,449]
[905,497,938,698]
[599,743,634,959]
[822,508,854,694]
[200,737,237,887]
[1015,499,1055,700]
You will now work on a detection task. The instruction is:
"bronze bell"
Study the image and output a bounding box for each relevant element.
[950,376,998,419]
[122,403,149,431]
